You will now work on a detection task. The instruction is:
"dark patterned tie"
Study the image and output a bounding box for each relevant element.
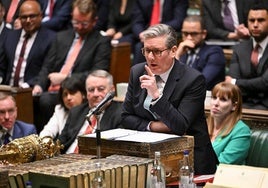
[223,0,235,31]
[3,133,11,144]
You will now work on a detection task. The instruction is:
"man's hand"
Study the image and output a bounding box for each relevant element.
[139,65,160,100]
[48,73,67,86]
[150,121,171,133]
[236,24,250,39]
[225,75,233,83]
[175,40,195,59]
[32,85,43,96]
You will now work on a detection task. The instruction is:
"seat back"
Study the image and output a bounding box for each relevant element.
[246,129,268,168]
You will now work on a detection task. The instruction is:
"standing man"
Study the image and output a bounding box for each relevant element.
[225,2,268,110]
[58,70,122,154]
[0,92,36,146]
[0,0,56,88]
[176,15,226,90]
[32,0,111,130]
[122,24,218,175]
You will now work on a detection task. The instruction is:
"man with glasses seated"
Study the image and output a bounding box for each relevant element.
[0,92,36,146]
[176,15,226,90]
[32,0,111,132]
[0,0,56,88]
[121,24,218,176]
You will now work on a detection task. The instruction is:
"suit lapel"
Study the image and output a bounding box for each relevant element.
[257,45,268,74]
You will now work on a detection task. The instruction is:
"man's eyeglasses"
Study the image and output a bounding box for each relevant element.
[181,31,203,37]
[72,20,92,28]
[19,14,40,21]
[141,48,169,57]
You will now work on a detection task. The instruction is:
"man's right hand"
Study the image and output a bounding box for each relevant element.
[32,85,43,96]
[175,40,195,59]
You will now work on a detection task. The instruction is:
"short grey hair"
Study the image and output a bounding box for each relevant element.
[142,24,178,49]
[86,70,114,86]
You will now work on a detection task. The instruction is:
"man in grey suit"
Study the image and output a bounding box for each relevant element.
[32,0,111,131]
[58,70,122,154]
[226,2,268,110]
[122,24,218,175]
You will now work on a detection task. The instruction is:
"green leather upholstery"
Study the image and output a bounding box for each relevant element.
[246,129,268,168]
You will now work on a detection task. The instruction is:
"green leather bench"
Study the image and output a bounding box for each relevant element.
[246,129,268,168]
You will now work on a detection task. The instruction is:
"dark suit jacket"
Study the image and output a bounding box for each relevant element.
[39,0,72,31]
[0,27,56,87]
[179,43,226,90]
[94,0,110,31]
[58,101,122,153]
[35,29,111,90]
[13,120,37,139]
[132,0,188,40]
[121,61,218,175]
[228,38,268,108]
[202,0,253,40]
[2,0,26,29]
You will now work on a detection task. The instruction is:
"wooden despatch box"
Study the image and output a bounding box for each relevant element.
[78,129,194,183]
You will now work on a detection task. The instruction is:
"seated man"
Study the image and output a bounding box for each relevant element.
[202,0,254,41]
[58,70,122,154]
[32,0,111,130]
[176,15,226,90]
[0,92,36,146]
[121,24,218,175]
[0,0,56,88]
[225,2,268,110]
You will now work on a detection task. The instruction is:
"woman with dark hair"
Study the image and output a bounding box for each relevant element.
[208,82,251,165]
[39,76,86,139]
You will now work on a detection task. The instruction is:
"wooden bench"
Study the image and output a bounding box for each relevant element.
[110,42,131,85]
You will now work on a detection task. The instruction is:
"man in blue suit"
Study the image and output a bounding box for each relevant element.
[131,0,189,65]
[0,0,56,88]
[176,15,226,90]
[0,92,36,146]
[38,0,72,31]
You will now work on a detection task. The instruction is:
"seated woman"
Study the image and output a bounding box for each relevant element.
[207,82,251,165]
[39,76,86,139]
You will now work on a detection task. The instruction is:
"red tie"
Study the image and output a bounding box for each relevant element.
[150,0,160,26]
[49,0,55,18]
[251,44,260,68]
[74,115,97,153]
[6,0,19,23]
[13,34,30,87]
[48,37,82,91]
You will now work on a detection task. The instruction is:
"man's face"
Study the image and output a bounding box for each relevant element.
[72,7,97,38]
[0,97,17,131]
[86,76,114,108]
[248,9,268,42]
[19,1,42,35]
[143,36,177,75]
[181,21,206,47]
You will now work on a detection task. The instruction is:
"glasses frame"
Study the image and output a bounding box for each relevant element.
[71,20,93,28]
[19,14,40,21]
[181,31,203,37]
[141,48,169,57]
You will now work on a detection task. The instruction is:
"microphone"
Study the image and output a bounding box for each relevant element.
[86,91,115,119]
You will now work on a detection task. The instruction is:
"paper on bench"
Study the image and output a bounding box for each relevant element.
[85,128,180,143]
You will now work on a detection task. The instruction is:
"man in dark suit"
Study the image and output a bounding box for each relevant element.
[0,92,36,146]
[131,0,188,65]
[58,70,122,154]
[0,0,56,87]
[32,0,111,130]
[202,0,254,40]
[38,0,72,31]
[226,2,268,110]
[0,0,9,46]
[176,15,226,90]
[122,24,218,175]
